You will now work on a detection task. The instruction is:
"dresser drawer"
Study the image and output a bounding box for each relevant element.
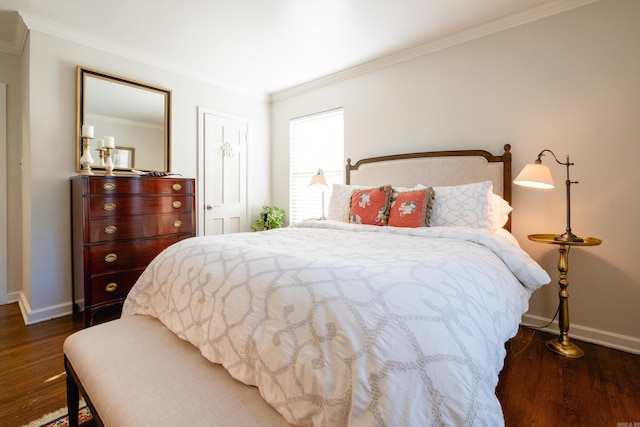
[88,235,186,274]
[89,269,145,306]
[89,213,194,243]
[89,177,194,195]
[88,195,193,217]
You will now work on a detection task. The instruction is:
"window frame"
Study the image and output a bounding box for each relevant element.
[289,108,344,224]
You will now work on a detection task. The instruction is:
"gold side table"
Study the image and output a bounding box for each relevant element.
[528,234,602,358]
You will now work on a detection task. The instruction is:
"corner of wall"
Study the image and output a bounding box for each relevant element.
[10,290,72,325]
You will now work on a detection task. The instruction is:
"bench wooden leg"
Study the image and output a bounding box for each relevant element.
[64,355,104,427]
[65,356,80,427]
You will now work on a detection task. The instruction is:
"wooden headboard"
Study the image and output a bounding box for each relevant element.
[345,144,512,230]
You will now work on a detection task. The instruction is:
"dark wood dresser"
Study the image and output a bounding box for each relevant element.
[71,175,196,326]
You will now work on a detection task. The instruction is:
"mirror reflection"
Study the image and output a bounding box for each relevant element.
[76,67,171,173]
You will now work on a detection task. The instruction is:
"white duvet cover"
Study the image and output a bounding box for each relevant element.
[123,221,550,427]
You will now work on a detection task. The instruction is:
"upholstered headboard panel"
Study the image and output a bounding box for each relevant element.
[345,144,512,230]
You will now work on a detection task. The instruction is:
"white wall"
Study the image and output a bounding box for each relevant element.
[271,0,640,353]
[8,30,270,323]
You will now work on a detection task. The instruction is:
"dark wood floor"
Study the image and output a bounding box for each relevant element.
[497,326,640,426]
[1,301,639,426]
[0,303,118,426]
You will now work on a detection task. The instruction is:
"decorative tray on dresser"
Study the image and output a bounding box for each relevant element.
[71,175,196,327]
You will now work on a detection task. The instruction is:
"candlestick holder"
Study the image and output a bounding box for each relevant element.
[104,147,115,176]
[97,147,106,167]
[79,136,95,175]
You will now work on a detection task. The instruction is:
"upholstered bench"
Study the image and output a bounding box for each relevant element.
[64,315,291,427]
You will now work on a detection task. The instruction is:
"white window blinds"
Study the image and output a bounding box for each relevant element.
[289,109,344,224]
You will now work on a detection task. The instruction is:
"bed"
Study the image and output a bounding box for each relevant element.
[64,144,550,426]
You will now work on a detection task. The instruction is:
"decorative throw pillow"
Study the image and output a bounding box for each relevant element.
[349,186,391,226]
[327,183,370,222]
[430,181,493,229]
[388,188,435,228]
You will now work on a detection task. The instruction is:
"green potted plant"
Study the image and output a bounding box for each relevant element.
[251,206,285,231]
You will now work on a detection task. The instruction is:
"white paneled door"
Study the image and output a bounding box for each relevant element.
[200,109,248,236]
[0,83,7,304]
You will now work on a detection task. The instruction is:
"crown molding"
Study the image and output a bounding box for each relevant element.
[18,12,269,102]
[0,12,28,55]
[270,0,600,102]
[11,0,599,103]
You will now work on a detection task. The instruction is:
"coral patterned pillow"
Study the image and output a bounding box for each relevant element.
[349,186,391,226]
[327,183,370,222]
[388,188,435,228]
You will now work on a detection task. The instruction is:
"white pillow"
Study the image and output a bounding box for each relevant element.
[327,183,370,222]
[430,181,493,229]
[491,193,513,230]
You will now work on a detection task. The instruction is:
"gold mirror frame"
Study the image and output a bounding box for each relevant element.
[76,66,172,173]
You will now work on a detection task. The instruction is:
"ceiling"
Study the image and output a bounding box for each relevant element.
[0,0,594,96]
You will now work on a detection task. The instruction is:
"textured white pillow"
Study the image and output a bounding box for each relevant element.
[490,193,513,230]
[327,183,370,222]
[430,181,493,229]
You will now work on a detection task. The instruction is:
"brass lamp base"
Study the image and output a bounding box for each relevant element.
[545,338,584,358]
[553,232,584,243]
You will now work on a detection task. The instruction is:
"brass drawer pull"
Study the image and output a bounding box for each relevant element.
[103,202,116,211]
[104,253,117,263]
[172,183,182,191]
[173,220,183,228]
[103,183,116,191]
[172,201,182,209]
[104,225,117,234]
[105,282,118,292]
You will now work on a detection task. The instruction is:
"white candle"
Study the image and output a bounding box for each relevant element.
[81,124,94,138]
[103,136,115,148]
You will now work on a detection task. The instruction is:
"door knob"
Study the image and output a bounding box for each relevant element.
[206,204,220,210]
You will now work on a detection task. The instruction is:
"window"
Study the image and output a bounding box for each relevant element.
[289,109,344,224]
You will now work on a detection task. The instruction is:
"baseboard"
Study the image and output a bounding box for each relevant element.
[9,291,72,325]
[7,291,20,304]
[521,313,640,355]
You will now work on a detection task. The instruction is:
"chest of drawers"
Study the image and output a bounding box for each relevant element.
[71,175,196,326]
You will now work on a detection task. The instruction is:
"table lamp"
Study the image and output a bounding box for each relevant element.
[308,168,328,220]
[514,149,583,243]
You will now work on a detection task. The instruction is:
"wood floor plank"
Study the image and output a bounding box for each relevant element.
[1,301,639,426]
[0,303,118,426]
[497,326,640,426]
[0,304,82,425]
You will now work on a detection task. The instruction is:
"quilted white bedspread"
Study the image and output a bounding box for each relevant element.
[123,221,550,426]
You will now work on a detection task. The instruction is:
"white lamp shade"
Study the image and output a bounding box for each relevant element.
[308,171,328,188]
[514,163,555,189]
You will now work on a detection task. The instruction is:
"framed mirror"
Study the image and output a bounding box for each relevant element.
[76,66,171,173]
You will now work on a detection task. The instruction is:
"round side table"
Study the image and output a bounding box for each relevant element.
[528,234,602,358]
